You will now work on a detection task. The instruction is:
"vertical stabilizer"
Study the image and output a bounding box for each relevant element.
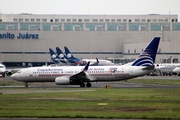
[132,37,160,66]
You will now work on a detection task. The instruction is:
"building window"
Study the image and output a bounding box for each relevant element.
[100,19,104,22]
[29,25,37,30]
[117,25,125,31]
[73,19,76,22]
[147,19,151,22]
[67,19,71,22]
[153,19,157,22]
[78,19,82,22]
[73,25,81,31]
[171,19,177,22]
[93,19,98,22]
[6,25,14,30]
[128,49,130,54]
[36,19,40,22]
[141,19,146,22]
[61,19,65,22]
[55,19,59,22]
[31,19,35,22]
[164,19,168,22]
[13,18,18,22]
[111,19,115,22]
[25,19,29,22]
[123,19,127,22]
[106,19,109,22]
[139,25,147,31]
[135,19,140,22]
[42,19,47,22]
[161,25,170,31]
[50,19,53,22]
[129,19,132,22]
[158,19,163,22]
[19,18,23,22]
[51,25,59,31]
[95,25,103,31]
[117,19,121,22]
[84,19,89,22]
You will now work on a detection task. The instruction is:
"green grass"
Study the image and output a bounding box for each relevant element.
[0,88,180,119]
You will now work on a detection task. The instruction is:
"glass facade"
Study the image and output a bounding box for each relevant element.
[64,23,83,31]
[151,23,170,31]
[42,24,62,31]
[129,23,148,31]
[108,23,127,31]
[20,23,40,30]
[0,23,18,30]
[172,23,180,30]
[1,21,180,31]
[86,23,105,31]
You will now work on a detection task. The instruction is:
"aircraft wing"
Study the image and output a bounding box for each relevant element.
[70,61,91,82]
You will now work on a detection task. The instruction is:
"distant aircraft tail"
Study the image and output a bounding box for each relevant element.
[64,46,75,59]
[56,47,67,59]
[132,37,160,66]
[49,48,59,63]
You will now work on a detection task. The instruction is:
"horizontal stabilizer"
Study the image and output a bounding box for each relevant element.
[142,65,155,70]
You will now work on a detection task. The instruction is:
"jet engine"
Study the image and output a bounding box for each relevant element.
[5,70,13,76]
[55,76,71,85]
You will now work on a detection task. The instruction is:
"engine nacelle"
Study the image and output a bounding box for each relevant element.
[5,70,13,76]
[55,76,70,85]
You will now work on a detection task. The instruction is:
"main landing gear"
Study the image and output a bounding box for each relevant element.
[80,82,91,87]
[24,82,28,87]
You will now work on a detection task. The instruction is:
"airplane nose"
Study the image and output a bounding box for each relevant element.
[10,73,18,80]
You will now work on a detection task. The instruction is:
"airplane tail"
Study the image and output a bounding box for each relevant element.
[49,48,58,63]
[56,47,67,59]
[64,46,75,59]
[131,37,160,66]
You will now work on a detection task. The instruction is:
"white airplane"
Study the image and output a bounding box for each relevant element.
[173,66,180,74]
[11,37,160,87]
[0,62,6,78]
[154,63,180,75]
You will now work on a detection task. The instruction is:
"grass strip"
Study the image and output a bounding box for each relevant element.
[0,88,180,119]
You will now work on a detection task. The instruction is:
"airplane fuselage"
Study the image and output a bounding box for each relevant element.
[0,64,6,73]
[11,65,152,83]
[155,63,180,73]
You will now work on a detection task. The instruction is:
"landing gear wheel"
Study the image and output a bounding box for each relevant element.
[24,82,28,88]
[86,82,91,87]
[80,83,85,87]
[2,73,5,78]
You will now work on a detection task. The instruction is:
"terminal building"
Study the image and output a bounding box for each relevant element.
[0,13,180,66]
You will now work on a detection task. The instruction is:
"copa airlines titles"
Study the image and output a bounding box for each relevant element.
[0,32,39,39]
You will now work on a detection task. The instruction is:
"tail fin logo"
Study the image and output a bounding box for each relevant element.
[132,37,160,66]
[59,54,64,58]
[51,54,56,59]
[67,53,72,58]
[132,53,153,66]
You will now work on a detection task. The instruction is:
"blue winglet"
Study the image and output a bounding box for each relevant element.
[83,61,90,72]
[132,37,160,66]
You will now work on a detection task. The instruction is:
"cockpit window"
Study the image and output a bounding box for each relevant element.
[0,66,5,68]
